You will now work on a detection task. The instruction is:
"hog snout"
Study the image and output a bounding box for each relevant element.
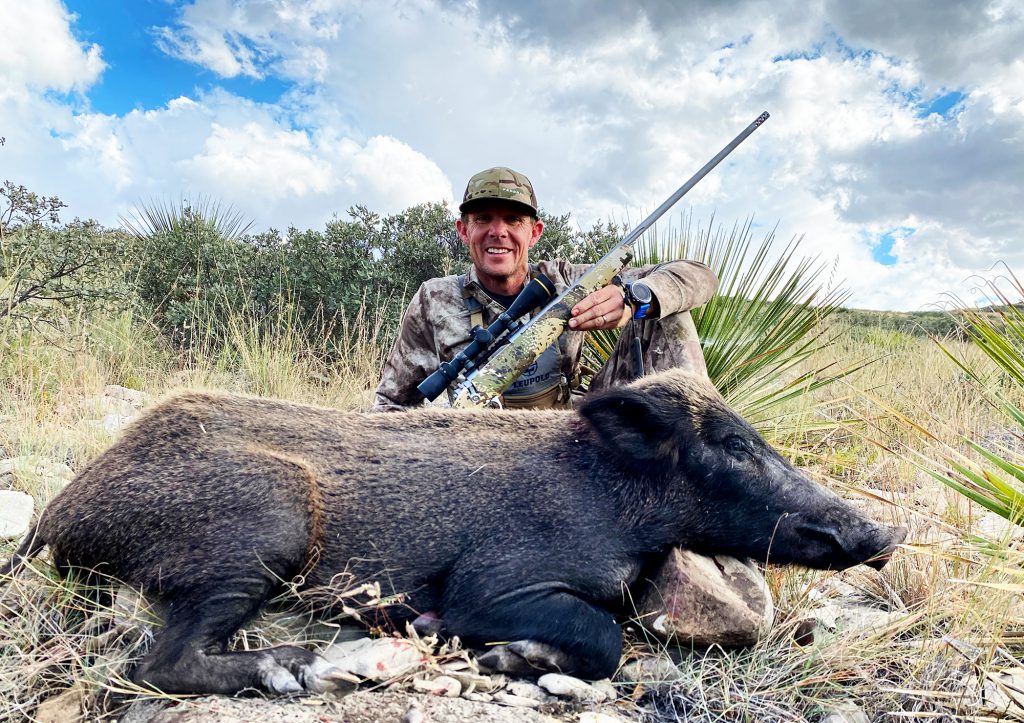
[785,513,908,571]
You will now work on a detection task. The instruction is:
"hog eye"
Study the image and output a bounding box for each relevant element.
[723,435,748,456]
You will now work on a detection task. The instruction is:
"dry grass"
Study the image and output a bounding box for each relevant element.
[2,311,1024,721]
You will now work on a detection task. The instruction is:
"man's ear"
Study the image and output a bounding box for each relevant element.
[456,218,470,246]
[528,218,544,248]
[578,387,678,462]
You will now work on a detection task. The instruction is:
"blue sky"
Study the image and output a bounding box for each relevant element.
[2,0,1022,310]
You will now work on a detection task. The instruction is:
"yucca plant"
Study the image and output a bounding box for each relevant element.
[586,216,850,419]
[928,266,1024,524]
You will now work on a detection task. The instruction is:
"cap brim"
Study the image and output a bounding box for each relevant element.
[459,198,538,217]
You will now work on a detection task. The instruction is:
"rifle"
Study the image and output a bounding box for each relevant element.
[431,111,770,409]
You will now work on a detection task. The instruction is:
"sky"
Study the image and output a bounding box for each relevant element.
[1,0,1022,311]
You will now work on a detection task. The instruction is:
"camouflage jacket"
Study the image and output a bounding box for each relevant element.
[371,259,718,411]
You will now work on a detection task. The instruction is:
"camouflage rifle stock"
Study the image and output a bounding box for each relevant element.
[448,111,770,408]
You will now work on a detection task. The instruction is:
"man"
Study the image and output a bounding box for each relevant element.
[372,166,718,411]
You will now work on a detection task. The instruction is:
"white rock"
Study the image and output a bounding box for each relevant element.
[812,603,900,638]
[591,678,618,701]
[321,637,424,681]
[491,691,542,708]
[821,702,870,723]
[505,680,551,702]
[0,456,74,489]
[976,511,1024,541]
[412,675,461,697]
[537,673,608,703]
[0,491,33,539]
[618,656,684,683]
[579,714,632,723]
[104,385,152,408]
[99,413,135,433]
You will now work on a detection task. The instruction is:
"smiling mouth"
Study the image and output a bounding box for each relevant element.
[485,248,512,255]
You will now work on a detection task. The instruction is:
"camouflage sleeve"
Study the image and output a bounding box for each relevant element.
[562,259,718,316]
[627,260,719,316]
[370,285,438,412]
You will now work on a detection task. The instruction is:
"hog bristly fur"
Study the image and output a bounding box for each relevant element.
[2,369,906,691]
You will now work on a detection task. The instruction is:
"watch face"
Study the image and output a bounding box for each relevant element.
[629,281,653,305]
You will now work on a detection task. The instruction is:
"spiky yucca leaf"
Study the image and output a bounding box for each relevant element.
[120,196,253,242]
[931,267,1024,523]
[586,216,850,418]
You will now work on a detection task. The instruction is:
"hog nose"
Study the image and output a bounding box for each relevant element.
[864,525,908,570]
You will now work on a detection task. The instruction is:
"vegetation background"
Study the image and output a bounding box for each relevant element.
[2,173,1024,721]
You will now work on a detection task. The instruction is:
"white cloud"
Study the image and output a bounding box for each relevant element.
[0,0,104,100]
[1,0,1022,310]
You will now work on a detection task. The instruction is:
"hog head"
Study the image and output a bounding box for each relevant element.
[580,369,907,570]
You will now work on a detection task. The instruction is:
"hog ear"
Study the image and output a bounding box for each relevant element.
[578,387,677,462]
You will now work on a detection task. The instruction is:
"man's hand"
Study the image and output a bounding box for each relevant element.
[568,283,630,331]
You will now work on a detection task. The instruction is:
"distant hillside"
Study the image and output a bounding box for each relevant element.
[836,305,1022,338]
[835,308,960,337]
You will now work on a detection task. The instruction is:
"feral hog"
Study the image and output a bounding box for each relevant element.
[2,369,906,695]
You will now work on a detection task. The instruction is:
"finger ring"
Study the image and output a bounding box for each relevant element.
[600,314,606,325]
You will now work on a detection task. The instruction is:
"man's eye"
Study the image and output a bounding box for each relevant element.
[504,215,522,225]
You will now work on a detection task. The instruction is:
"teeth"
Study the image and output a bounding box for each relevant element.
[486,248,511,254]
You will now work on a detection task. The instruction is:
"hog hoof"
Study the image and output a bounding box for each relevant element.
[260,647,357,694]
[477,639,572,676]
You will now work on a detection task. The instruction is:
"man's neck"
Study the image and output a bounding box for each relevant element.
[476,270,528,297]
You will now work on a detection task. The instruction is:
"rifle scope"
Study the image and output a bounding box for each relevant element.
[418,273,557,402]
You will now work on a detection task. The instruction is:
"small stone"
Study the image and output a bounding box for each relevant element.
[412,675,461,697]
[636,550,773,646]
[492,691,543,708]
[537,673,608,703]
[34,685,85,723]
[579,713,632,723]
[99,413,135,433]
[505,680,551,702]
[617,656,684,684]
[811,602,900,639]
[820,701,870,723]
[443,669,497,694]
[104,385,152,408]
[591,678,618,701]
[0,490,33,539]
[321,637,425,681]
[976,511,1024,541]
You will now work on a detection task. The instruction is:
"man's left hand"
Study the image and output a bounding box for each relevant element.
[568,284,630,331]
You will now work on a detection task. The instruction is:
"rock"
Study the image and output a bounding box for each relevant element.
[321,636,425,681]
[505,680,552,703]
[807,602,900,640]
[412,675,461,697]
[537,673,608,703]
[980,666,1024,715]
[579,714,632,723]
[976,511,1024,541]
[34,684,85,723]
[636,549,773,646]
[617,655,684,684]
[591,678,618,701]
[104,384,152,408]
[0,456,74,492]
[821,701,870,723]
[439,665,496,695]
[491,691,543,708]
[98,412,135,433]
[0,490,33,539]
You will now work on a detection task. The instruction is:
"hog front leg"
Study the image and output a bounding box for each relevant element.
[131,578,353,695]
[442,584,622,680]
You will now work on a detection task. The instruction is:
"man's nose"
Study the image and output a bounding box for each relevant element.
[487,219,508,236]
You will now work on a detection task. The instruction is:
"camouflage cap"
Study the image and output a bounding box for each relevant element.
[460,166,539,216]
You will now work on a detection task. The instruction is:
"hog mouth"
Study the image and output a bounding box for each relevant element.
[790,522,908,571]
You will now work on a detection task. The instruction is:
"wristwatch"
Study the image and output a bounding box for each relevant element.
[612,276,655,320]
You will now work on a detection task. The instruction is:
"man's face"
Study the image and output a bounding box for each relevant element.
[456,203,544,293]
